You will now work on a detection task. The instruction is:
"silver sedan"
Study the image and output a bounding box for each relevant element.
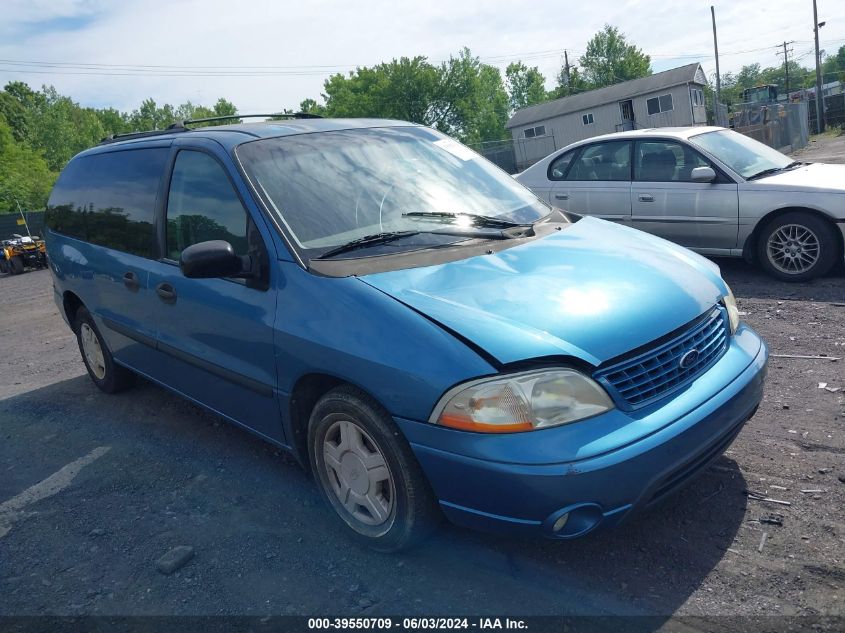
[515,127,845,281]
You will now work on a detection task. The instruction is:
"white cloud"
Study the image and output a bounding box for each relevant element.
[1,0,843,114]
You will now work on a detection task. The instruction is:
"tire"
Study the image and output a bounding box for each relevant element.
[0,259,7,274]
[73,306,135,394]
[308,385,440,552]
[9,256,24,275]
[757,212,839,282]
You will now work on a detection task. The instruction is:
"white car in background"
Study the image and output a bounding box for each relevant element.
[516,127,845,281]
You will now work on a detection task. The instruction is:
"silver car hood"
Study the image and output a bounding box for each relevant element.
[752,162,845,193]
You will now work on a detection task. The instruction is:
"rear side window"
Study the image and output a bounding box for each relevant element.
[566,142,631,182]
[46,148,167,257]
[165,151,249,260]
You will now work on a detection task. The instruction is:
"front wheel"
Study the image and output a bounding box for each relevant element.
[308,386,440,552]
[74,306,135,393]
[757,212,839,281]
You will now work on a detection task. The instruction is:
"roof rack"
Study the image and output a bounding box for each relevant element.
[98,112,322,145]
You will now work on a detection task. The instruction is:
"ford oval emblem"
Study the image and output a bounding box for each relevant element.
[679,349,699,370]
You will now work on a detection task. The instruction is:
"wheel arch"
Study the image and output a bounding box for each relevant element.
[62,291,85,331]
[288,373,390,471]
[742,206,844,263]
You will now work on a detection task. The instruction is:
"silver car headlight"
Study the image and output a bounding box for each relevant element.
[722,285,740,335]
[430,369,614,433]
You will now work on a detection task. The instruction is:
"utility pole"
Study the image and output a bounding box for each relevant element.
[711,6,721,107]
[776,41,794,97]
[813,0,825,132]
[563,50,571,90]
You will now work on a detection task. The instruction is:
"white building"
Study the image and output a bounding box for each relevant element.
[506,63,709,170]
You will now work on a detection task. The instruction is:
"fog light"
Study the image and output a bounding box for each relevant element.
[552,513,570,533]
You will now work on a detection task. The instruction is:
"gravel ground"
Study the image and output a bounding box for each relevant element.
[0,262,842,624]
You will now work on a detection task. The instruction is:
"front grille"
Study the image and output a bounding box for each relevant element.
[595,307,729,410]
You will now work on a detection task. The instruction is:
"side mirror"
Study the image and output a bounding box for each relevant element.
[690,166,716,183]
[180,240,242,278]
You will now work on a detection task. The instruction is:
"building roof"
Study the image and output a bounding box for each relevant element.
[506,63,706,129]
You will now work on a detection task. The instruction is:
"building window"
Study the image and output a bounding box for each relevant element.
[582,113,594,125]
[647,93,674,115]
[523,125,546,138]
[691,88,704,107]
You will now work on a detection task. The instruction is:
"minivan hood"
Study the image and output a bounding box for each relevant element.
[360,217,727,366]
[753,162,845,192]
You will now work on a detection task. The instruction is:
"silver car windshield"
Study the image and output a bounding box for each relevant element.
[689,129,792,180]
[236,126,548,252]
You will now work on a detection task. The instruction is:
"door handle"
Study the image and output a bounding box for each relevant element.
[638,194,655,202]
[122,271,140,292]
[155,282,177,304]
[554,193,569,200]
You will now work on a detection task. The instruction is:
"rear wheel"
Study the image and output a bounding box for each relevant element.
[74,306,135,393]
[0,258,8,274]
[9,256,23,275]
[757,212,839,281]
[308,385,440,552]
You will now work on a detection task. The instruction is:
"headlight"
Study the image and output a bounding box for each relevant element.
[431,369,614,433]
[723,285,740,335]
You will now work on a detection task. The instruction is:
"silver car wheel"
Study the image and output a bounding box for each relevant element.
[80,323,106,380]
[322,419,395,528]
[766,223,820,274]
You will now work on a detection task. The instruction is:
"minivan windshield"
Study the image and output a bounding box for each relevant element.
[688,129,793,180]
[236,126,549,257]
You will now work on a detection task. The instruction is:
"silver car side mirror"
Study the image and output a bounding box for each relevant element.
[690,166,716,183]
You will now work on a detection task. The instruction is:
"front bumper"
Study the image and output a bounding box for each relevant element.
[395,325,768,538]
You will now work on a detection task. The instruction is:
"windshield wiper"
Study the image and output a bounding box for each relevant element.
[402,211,530,228]
[315,226,514,260]
[747,167,786,181]
[316,231,421,259]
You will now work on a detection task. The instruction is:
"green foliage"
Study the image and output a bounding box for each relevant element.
[505,62,547,112]
[707,48,845,111]
[0,82,239,214]
[317,48,509,144]
[548,65,588,100]
[0,114,56,214]
[578,25,651,88]
[298,98,324,115]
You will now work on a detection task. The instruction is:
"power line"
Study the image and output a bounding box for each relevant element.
[2,37,843,77]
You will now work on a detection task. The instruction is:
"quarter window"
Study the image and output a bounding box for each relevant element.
[647,94,674,115]
[548,150,576,180]
[566,142,631,182]
[582,113,594,125]
[45,148,167,257]
[165,151,250,260]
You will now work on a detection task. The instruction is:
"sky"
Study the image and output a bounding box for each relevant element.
[2,0,844,114]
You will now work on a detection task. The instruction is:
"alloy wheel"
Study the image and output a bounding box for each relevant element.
[766,223,820,274]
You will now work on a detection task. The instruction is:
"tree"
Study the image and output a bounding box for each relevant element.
[548,65,588,99]
[0,114,55,214]
[505,62,546,112]
[578,25,651,88]
[316,49,510,143]
[298,98,324,115]
[734,64,761,92]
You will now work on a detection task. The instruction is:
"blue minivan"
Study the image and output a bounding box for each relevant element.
[45,117,768,551]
